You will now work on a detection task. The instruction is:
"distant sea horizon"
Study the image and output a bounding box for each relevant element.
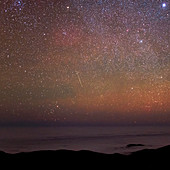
[0,125,170,154]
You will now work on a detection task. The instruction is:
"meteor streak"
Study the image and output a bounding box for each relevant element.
[75,71,83,88]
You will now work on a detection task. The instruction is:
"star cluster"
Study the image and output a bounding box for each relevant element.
[0,0,169,125]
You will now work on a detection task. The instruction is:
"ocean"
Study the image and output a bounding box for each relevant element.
[0,125,170,154]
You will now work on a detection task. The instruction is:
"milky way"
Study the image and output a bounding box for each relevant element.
[0,0,170,125]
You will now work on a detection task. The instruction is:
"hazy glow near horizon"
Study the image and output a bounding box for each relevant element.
[0,0,169,125]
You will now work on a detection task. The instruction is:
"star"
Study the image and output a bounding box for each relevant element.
[162,3,167,8]
[13,0,25,11]
[139,40,143,43]
[62,32,67,35]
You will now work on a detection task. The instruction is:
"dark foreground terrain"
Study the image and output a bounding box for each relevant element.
[1,145,170,169]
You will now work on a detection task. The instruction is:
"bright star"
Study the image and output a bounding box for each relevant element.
[139,40,143,43]
[162,3,167,8]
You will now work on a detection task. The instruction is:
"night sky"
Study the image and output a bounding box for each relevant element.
[0,0,170,125]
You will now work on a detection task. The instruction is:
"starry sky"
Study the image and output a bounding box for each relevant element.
[0,0,170,125]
